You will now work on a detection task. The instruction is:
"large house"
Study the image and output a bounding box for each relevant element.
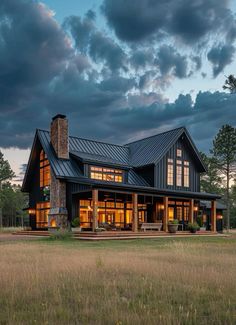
[22,114,223,232]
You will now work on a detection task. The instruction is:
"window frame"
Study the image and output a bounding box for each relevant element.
[90,165,124,183]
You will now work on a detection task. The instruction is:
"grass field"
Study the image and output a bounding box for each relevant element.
[0,235,236,325]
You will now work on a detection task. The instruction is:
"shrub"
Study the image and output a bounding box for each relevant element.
[49,229,72,240]
[168,219,179,225]
[188,222,200,232]
[71,217,80,228]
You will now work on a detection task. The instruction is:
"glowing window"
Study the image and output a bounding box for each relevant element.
[90,166,123,183]
[167,159,174,185]
[177,149,182,157]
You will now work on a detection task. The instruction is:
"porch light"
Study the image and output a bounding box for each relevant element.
[158,204,165,210]
[193,206,198,212]
[217,215,223,220]
[28,209,35,214]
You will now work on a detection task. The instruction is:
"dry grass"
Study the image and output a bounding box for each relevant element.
[0,236,236,325]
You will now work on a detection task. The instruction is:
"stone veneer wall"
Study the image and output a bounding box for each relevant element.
[48,115,69,230]
[50,116,69,159]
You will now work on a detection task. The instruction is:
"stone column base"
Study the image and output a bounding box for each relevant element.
[48,207,68,232]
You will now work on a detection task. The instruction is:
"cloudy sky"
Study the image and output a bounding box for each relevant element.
[1,0,236,182]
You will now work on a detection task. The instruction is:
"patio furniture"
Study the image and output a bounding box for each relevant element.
[141,222,163,231]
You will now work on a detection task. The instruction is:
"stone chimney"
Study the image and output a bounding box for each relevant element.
[48,114,69,231]
[50,114,69,159]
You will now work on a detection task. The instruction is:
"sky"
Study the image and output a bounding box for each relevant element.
[1,0,236,183]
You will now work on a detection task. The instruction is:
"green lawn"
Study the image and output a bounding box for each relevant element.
[0,235,236,325]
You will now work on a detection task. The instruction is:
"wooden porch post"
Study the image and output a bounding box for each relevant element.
[132,193,138,232]
[189,199,194,224]
[163,196,168,232]
[92,189,98,232]
[211,200,216,232]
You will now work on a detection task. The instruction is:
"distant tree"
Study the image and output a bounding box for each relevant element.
[223,75,236,93]
[230,183,236,228]
[1,183,28,227]
[211,125,236,231]
[200,152,223,194]
[0,151,15,227]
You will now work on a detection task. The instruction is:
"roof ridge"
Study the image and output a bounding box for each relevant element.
[125,126,185,145]
[37,129,128,149]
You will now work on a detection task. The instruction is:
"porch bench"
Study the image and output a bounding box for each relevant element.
[141,222,163,232]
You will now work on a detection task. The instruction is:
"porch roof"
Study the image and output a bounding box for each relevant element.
[71,178,221,200]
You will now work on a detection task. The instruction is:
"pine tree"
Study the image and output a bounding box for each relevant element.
[200,152,223,194]
[211,125,236,231]
[223,75,236,93]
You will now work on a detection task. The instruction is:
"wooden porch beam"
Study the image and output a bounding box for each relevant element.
[163,196,168,232]
[211,200,216,232]
[189,199,194,224]
[132,193,138,232]
[92,189,98,232]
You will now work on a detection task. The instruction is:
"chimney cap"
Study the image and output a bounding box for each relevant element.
[52,114,66,121]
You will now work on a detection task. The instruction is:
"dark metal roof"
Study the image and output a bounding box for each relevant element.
[126,127,206,171]
[37,130,84,180]
[70,178,221,200]
[69,135,129,165]
[126,127,184,167]
[200,200,227,210]
[70,150,130,168]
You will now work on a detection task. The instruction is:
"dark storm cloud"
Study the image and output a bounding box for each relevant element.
[102,0,235,46]
[63,14,94,52]
[0,0,71,112]
[89,32,127,72]
[0,0,236,154]
[156,46,188,78]
[207,44,235,77]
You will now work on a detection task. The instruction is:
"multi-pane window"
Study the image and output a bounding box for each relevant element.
[36,202,50,228]
[176,161,182,186]
[40,150,50,188]
[167,158,174,185]
[177,149,182,157]
[90,166,123,183]
[184,161,189,187]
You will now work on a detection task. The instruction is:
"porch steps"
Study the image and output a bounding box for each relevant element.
[12,230,224,241]
[13,231,50,237]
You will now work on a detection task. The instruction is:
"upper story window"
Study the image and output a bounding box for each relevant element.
[167,158,174,186]
[184,161,190,187]
[176,160,182,187]
[167,156,190,188]
[40,150,50,188]
[177,149,182,157]
[90,166,123,183]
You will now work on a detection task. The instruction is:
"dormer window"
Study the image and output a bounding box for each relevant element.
[90,166,123,183]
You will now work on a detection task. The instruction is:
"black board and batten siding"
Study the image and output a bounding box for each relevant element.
[155,138,200,192]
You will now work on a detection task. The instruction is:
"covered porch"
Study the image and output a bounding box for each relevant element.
[72,187,218,233]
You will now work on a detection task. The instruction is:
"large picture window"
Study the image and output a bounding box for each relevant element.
[40,150,50,188]
[36,202,50,228]
[90,166,123,183]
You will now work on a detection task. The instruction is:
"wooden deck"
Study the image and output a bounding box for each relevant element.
[12,230,224,240]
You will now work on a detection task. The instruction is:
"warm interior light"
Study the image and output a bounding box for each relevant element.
[50,219,57,227]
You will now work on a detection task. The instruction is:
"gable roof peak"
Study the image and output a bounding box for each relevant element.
[125,126,185,146]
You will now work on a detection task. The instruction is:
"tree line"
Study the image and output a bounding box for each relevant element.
[0,152,28,228]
